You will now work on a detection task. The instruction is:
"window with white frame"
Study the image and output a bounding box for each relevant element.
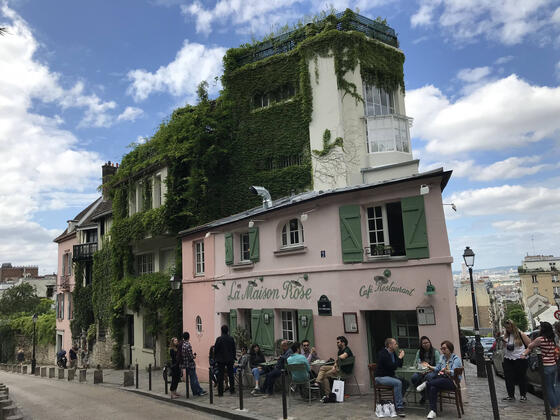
[153,175,162,208]
[56,294,64,319]
[240,232,250,262]
[281,219,304,248]
[281,311,296,341]
[68,293,73,320]
[137,253,154,275]
[553,275,559,283]
[196,315,202,333]
[195,241,205,275]
[366,202,406,257]
[363,84,397,116]
[532,275,538,283]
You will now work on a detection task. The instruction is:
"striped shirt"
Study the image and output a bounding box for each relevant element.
[530,337,557,366]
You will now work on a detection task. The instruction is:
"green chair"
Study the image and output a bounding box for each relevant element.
[335,355,361,395]
[286,363,318,404]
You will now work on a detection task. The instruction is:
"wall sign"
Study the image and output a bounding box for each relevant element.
[318,295,332,316]
[227,280,312,301]
[417,306,436,325]
[343,312,358,333]
[359,281,415,298]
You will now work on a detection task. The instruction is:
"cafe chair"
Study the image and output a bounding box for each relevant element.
[286,363,319,404]
[438,367,464,418]
[368,363,395,407]
[335,356,361,395]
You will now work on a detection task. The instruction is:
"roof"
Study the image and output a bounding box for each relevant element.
[89,199,113,221]
[53,197,103,243]
[179,167,452,238]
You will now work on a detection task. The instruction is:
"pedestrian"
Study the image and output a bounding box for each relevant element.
[16,348,25,366]
[180,332,207,396]
[522,322,560,416]
[169,337,181,399]
[501,319,530,402]
[214,325,236,397]
[81,348,90,369]
[69,344,78,370]
[410,336,441,404]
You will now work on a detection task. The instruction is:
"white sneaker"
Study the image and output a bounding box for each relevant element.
[427,410,437,419]
[416,382,427,392]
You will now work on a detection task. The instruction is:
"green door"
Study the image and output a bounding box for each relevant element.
[229,309,238,336]
[251,309,275,355]
[297,309,314,346]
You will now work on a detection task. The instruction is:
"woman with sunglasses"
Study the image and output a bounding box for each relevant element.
[417,340,462,419]
[411,336,441,404]
[501,319,530,402]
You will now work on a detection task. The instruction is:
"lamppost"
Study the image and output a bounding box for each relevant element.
[31,313,38,374]
[463,246,486,378]
[169,275,182,291]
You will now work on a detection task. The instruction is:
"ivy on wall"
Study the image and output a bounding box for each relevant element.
[312,129,344,156]
[70,262,94,338]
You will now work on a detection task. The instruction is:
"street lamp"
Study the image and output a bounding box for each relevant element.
[169,275,182,291]
[463,246,486,378]
[31,313,38,374]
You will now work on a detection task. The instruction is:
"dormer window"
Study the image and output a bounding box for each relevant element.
[281,219,304,248]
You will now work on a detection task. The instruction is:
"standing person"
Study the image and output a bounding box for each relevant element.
[375,338,407,417]
[214,325,236,397]
[411,336,441,404]
[316,336,354,400]
[501,319,530,402]
[68,344,78,370]
[180,332,207,396]
[249,343,266,395]
[169,337,181,399]
[16,348,25,366]
[418,340,462,419]
[522,322,560,416]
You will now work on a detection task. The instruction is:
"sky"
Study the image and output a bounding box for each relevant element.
[1,0,559,274]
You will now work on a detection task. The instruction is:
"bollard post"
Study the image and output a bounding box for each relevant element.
[538,354,552,420]
[281,369,288,420]
[185,368,190,399]
[164,367,168,395]
[135,364,139,389]
[209,368,213,404]
[239,367,243,410]
[148,364,152,391]
[484,359,500,420]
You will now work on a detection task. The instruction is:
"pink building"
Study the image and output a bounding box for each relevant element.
[180,168,458,394]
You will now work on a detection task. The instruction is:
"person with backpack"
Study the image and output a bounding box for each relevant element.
[214,325,236,396]
[500,319,530,402]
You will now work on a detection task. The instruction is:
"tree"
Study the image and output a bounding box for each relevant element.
[505,306,529,332]
[0,283,41,316]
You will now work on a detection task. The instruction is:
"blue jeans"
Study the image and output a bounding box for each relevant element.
[187,367,204,395]
[544,365,560,409]
[252,367,262,387]
[426,376,455,412]
[261,368,282,395]
[376,376,406,409]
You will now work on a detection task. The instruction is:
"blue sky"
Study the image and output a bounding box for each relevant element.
[1,0,559,274]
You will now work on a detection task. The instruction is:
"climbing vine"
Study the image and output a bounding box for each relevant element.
[312,129,344,156]
[70,262,94,338]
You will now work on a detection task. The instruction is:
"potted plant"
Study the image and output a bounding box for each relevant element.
[374,244,386,256]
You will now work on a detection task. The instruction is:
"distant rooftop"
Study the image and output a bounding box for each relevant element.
[235,12,399,68]
[524,255,559,262]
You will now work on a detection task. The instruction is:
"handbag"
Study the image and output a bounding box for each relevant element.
[332,379,345,402]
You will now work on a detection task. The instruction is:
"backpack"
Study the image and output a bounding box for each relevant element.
[322,392,337,403]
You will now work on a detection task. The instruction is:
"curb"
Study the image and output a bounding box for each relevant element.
[124,388,265,420]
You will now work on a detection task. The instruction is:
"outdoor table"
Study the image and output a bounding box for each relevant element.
[259,360,278,368]
[396,366,428,404]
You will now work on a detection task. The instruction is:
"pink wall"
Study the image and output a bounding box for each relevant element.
[56,234,78,355]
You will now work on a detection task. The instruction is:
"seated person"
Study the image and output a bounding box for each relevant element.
[259,340,293,396]
[301,339,319,379]
[411,336,441,404]
[375,338,408,418]
[287,342,311,397]
[418,340,462,419]
[316,335,354,400]
[249,343,266,394]
[235,346,250,376]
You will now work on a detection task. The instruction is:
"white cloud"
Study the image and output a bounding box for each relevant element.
[456,66,491,83]
[494,55,514,65]
[117,106,144,122]
[0,4,104,273]
[411,0,558,45]
[406,75,560,155]
[127,40,226,102]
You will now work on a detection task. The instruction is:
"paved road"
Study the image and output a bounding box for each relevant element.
[0,371,222,420]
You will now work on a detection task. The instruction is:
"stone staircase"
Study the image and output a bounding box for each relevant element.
[0,382,25,420]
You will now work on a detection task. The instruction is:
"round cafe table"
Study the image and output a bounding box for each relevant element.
[396,366,429,404]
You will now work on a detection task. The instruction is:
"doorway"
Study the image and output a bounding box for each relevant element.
[365,310,419,363]
[56,333,63,353]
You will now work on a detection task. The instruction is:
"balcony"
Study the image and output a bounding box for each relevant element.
[366,114,412,154]
[73,242,98,262]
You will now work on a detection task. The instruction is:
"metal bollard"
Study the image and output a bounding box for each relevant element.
[163,366,168,395]
[281,369,288,420]
[209,368,213,404]
[239,367,243,410]
[185,368,190,399]
[538,354,552,420]
[484,359,500,420]
[148,364,152,391]
[135,364,139,389]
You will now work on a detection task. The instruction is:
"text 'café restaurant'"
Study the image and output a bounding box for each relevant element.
[179,168,459,393]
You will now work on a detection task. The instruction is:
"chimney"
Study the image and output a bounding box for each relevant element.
[102,161,118,200]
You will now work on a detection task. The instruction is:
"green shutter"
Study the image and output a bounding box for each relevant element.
[297,309,314,347]
[251,309,262,345]
[225,233,233,265]
[229,309,238,336]
[249,227,259,262]
[401,196,429,259]
[339,205,363,263]
[260,309,275,354]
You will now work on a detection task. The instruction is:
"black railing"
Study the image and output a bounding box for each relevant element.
[73,243,97,261]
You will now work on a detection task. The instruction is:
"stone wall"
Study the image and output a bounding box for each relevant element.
[90,329,116,368]
[14,334,56,364]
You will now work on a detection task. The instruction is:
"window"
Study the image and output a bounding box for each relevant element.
[253,85,295,110]
[159,249,175,274]
[195,241,205,275]
[553,275,559,283]
[240,232,250,262]
[366,202,406,256]
[154,176,162,208]
[281,311,296,341]
[143,179,152,210]
[56,294,64,319]
[394,311,419,349]
[68,293,73,320]
[46,285,54,299]
[137,253,154,275]
[85,229,97,244]
[532,275,538,283]
[363,84,396,116]
[281,219,304,247]
[196,316,202,333]
[129,187,137,215]
[143,318,154,350]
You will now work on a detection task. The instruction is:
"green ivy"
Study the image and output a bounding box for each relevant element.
[9,312,56,346]
[312,129,344,156]
[70,262,94,338]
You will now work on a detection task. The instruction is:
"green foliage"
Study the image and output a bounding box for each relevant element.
[0,283,41,316]
[312,129,343,156]
[233,328,252,350]
[92,245,115,328]
[504,304,529,332]
[9,312,56,345]
[70,262,94,338]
